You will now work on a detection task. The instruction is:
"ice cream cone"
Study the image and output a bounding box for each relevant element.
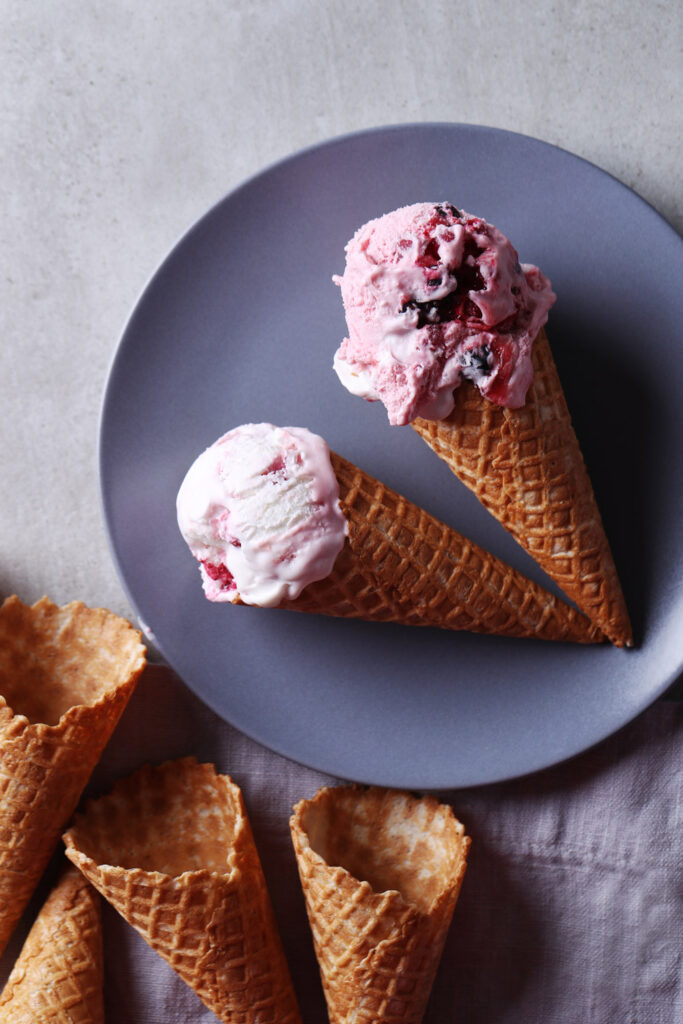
[0,863,104,1023]
[278,451,603,643]
[63,757,301,1024]
[0,596,145,956]
[290,785,470,1024]
[412,328,632,646]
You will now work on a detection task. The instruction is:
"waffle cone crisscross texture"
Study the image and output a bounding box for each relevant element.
[0,864,104,1022]
[63,757,301,1024]
[291,785,470,1024]
[412,328,632,646]
[276,451,601,643]
[0,596,145,956]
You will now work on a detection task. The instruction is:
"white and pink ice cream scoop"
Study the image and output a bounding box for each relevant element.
[177,424,348,607]
[333,202,555,425]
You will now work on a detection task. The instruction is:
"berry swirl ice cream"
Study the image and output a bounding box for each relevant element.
[177,424,348,607]
[333,202,555,425]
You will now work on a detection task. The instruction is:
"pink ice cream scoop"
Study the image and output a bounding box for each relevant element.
[177,424,348,607]
[333,202,555,425]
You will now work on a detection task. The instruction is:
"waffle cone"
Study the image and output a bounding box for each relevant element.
[0,596,145,956]
[275,451,602,643]
[412,328,632,646]
[0,864,104,1023]
[63,757,301,1024]
[291,785,469,1024]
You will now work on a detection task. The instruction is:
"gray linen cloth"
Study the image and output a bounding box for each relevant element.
[1,664,680,1023]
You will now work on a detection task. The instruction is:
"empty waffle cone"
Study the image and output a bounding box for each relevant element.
[63,757,301,1024]
[0,863,104,1023]
[0,596,146,956]
[412,328,632,646]
[275,451,602,644]
[291,785,470,1024]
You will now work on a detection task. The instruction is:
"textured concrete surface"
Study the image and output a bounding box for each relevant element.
[1,0,681,620]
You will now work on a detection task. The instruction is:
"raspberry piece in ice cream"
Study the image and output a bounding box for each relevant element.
[201,560,236,594]
[333,202,555,425]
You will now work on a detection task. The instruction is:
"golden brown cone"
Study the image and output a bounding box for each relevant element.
[0,596,146,956]
[290,785,470,1024]
[273,451,603,643]
[412,328,632,646]
[0,864,104,1023]
[63,757,301,1024]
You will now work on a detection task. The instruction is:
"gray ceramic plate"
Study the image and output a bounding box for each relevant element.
[100,123,683,789]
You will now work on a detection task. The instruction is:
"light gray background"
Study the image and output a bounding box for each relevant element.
[1,0,681,623]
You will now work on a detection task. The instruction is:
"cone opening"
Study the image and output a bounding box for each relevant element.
[0,597,145,726]
[67,759,243,877]
[299,786,467,913]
